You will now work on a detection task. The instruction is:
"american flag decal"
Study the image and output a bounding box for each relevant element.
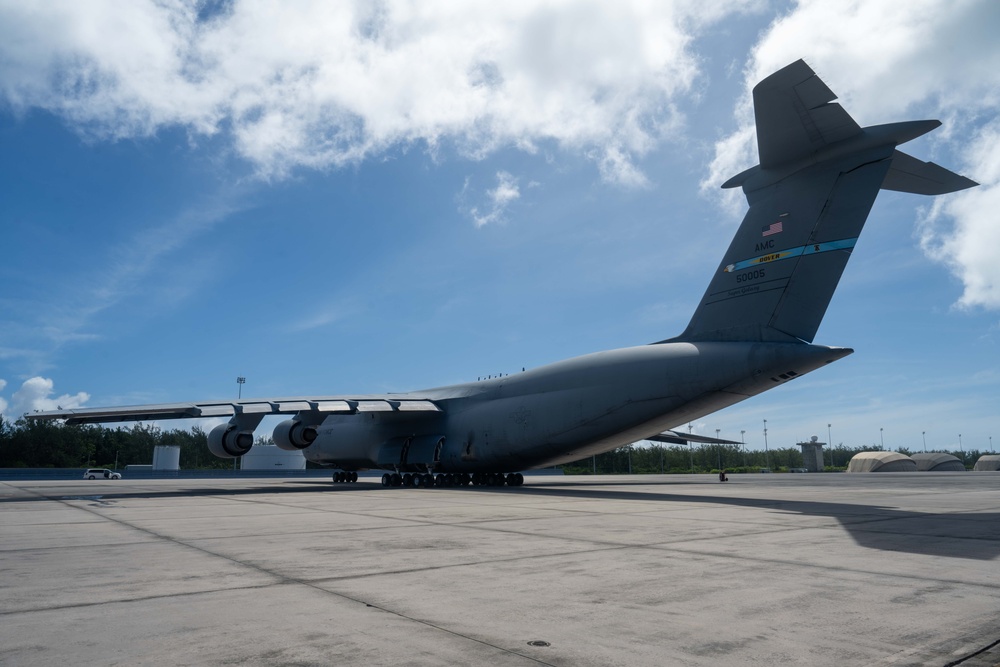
[762,221,783,237]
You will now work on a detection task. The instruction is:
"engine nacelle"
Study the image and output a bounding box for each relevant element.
[207,423,254,458]
[272,419,318,451]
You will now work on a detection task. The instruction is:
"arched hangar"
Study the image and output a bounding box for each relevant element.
[911,452,965,472]
[973,455,1000,472]
[847,452,917,473]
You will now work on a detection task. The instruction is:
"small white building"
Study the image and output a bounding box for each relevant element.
[152,446,180,471]
[240,445,306,470]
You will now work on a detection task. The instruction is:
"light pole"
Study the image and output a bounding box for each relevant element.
[763,419,770,471]
[827,423,833,470]
[688,423,694,472]
[716,429,722,470]
[880,427,884,449]
[922,431,927,453]
[235,377,246,473]
[741,430,747,470]
[959,433,964,466]
[991,436,994,453]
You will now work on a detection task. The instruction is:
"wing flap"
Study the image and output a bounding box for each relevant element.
[235,402,274,414]
[314,400,353,412]
[275,401,312,412]
[356,400,395,412]
[196,404,237,417]
[396,400,439,412]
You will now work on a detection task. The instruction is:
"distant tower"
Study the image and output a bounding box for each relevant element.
[799,436,825,472]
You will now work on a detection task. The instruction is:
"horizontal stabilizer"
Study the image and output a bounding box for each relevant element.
[648,430,740,446]
[883,149,978,195]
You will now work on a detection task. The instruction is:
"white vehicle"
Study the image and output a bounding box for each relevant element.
[83,468,121,480]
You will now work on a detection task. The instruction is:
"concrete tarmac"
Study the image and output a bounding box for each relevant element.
[1,473,998,666]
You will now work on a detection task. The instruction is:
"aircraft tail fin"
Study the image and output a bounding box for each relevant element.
[670,60,976,345]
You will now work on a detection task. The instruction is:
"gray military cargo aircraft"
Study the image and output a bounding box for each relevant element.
[31,60,976,488]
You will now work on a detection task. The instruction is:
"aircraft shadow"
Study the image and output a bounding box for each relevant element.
[0,480,347,504]
[517,484,1000,561]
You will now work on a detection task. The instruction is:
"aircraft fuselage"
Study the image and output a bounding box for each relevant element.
[303,341,851,472]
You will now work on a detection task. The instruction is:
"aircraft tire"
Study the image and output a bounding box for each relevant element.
[391,473,402,487]
[381,473,391,487]
[351,472,358,483]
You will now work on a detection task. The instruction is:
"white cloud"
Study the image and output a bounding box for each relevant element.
[0,0,759,183]
[9,377,90,416]
[0,379,7,417]
[470,171,521,227]
[705,0,1000,309]
[919,119,1000,310]
[596,144,651,190]
[702,122,755,215]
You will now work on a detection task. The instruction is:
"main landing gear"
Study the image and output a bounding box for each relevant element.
[380,472,524,488]
[333,471,359,483]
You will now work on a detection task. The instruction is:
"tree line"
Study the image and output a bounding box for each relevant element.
[0,415,984,472]
[563,441,984,474]
[0,416,257,470]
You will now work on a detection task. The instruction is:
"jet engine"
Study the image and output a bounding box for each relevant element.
[207,423,254,458]
[272,419,318,451]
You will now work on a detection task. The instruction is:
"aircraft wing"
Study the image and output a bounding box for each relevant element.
[646,430,741,446]
[28,396,442,425]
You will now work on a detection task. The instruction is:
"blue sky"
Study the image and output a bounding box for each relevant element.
[2,0,998,455]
